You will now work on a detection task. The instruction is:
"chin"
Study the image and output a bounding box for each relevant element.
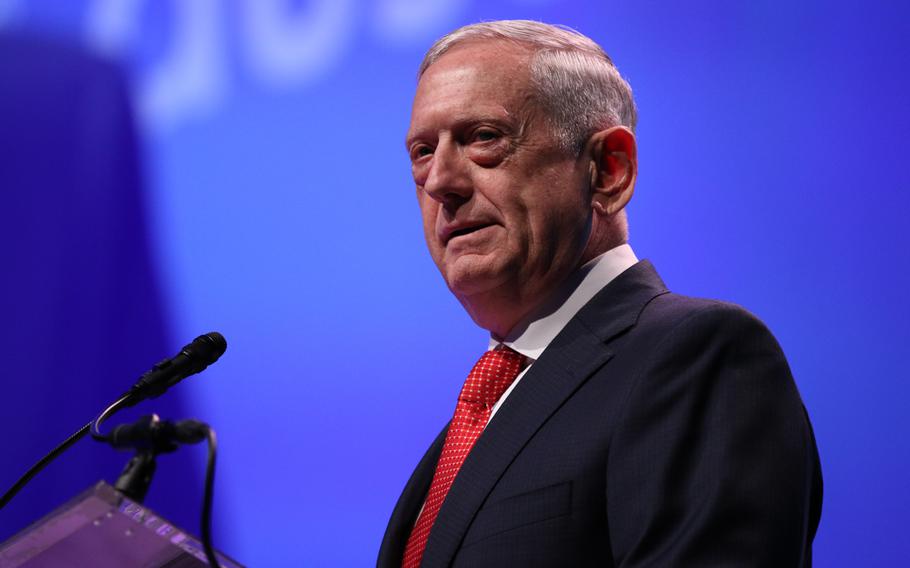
[441,254,512,299]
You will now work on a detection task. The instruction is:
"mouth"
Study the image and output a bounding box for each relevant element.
[444,223,494,244]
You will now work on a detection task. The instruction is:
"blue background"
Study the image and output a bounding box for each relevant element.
[1,1,907,565]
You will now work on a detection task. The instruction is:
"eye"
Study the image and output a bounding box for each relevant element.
[472,129,500,143]
[465,126,509,167]
[410,144,433,161]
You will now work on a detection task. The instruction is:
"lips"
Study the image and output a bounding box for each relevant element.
[440,221,495,244]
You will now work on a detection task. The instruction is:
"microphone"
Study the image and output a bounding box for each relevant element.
[0,331,226,512]
[128,332,227,401]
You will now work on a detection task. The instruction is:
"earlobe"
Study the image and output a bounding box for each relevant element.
[589,126,637,216]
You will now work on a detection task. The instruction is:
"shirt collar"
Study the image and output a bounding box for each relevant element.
[488,244,638,360]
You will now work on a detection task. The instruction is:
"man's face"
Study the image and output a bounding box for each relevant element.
[406,42,593,328]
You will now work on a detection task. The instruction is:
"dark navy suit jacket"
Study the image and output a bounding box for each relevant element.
[379,261,822,567]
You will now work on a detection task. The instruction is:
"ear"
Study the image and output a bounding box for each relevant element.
[587,126,637,216]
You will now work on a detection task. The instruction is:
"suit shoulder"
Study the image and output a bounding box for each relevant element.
[636,292,781,350]
[642,292,767,327]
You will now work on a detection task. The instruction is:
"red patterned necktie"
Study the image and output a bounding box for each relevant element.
[401,347,526,568]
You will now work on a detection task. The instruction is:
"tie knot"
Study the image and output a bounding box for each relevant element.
[458,347,526,408]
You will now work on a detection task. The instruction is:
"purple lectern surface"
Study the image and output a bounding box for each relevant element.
[0,481,243,567]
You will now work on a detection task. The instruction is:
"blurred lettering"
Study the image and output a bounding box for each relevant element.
[83,0,458,132]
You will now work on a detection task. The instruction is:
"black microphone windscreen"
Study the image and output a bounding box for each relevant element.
[183,332,227,372]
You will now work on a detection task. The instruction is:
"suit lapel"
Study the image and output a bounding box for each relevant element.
[420,260,669,566]
[378,424,448,567]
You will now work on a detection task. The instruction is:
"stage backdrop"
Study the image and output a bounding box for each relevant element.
[1,1,907,566]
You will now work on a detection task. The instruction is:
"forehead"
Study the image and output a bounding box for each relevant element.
[407,42,534,141]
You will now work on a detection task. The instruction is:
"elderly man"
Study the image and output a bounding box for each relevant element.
[379,20,822,568]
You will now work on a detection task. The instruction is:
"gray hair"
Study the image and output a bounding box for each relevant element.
[418,20,637,154]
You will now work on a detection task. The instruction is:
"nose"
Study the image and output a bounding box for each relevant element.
[422,139,473,212]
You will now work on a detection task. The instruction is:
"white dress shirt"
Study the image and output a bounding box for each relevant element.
[487,244,638,422]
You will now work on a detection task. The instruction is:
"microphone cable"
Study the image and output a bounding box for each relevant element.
[0,419,94,510]
[200,424,219,568]
[0,390,136,510]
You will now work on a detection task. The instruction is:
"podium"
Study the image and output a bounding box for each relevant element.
[0,481,243,567]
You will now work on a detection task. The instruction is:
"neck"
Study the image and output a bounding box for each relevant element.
[460,224,624,338]
[458,289,540,340]
[458,257,587,339]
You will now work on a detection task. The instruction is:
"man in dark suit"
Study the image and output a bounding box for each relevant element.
[379,20,822,567]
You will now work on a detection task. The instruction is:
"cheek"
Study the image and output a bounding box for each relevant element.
[412,163,429,187]
[417,193,442,252]
[465,142,509,167]
[525,188,589,245]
